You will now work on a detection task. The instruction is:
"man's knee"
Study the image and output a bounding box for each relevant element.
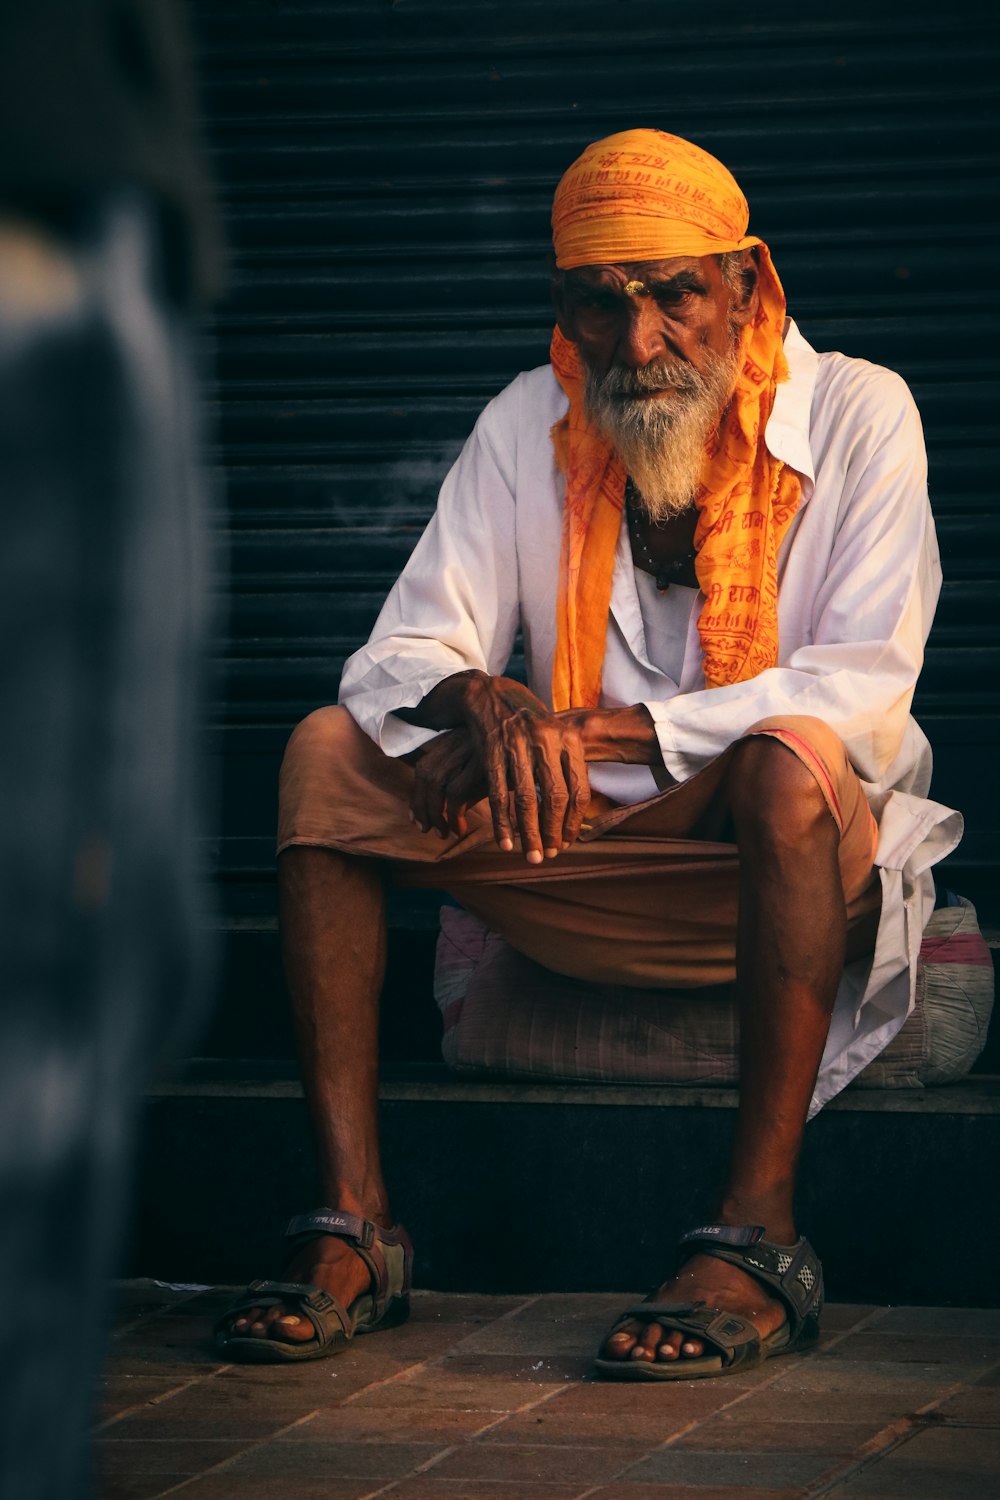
[282,705,365,780]
[729,721,839,848]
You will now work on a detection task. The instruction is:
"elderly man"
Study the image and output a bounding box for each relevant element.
[216,130,960,1378]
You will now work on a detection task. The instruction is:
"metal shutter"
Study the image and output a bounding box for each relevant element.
[192,0,1000,1055]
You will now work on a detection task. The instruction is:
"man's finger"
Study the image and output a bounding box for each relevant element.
[503,717,543,864]
[533,733,570,858]
[409,763,434,834]
[420,775,449,837]
[410,735,465,836]
[561,738,590,847]
[482,726,515,852]
[444,754,482,838]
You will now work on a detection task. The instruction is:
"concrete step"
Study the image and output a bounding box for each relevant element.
[133,1061,1000,1307]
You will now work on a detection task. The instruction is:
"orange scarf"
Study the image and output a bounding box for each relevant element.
[549,130,803,711]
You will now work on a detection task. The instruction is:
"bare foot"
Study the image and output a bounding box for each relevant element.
[225,1234,376,1348]
[601,1251,787,1364]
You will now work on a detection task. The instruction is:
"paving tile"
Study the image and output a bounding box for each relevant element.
[385,1481,591,1499]
[622,1448,837,1488]
[281,1405,500,1442]
[98,1476,190,1500]
[346,1368,565,1412]
[508,1294,645,1325]
[871,1306,1000,1338]
[828,1472,985,1499]
[409,1292,537,1323]
[102,1386,324,1440]
[822,1305,883,1333]
[525,1379,748,1423]
[426,1441,627,1485]
[446,1315,609,1357]
[377,1320,491,1357]
[672,1417,886,1455]
[208,1349,419,1399]
[175,1480,378,1500]
[437,1351,599,1383]
[588,1487,805,1500]
[931,1385,1000,1424]
[726,1388,935,1426]
[827,1459,984,1498]
[218,1438,446,1478]
[96,1375,198,1422]
[482,1403,695,1447]
[888,1426,1000,1467]
[823,1332,1000,1369]
[819,1426,1000,1498]
[110,1284,198,1330]
[94,1438,250,1477]
[764,1356,974,1395]
[106,1315,229,1374]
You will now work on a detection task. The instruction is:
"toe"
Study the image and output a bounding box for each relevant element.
[681,1335,705,1357]
[656,1330,683,1361]
[603,1317,640,1360]
[632,1320,663,1363]
[230,1306,265,1333]
[270,1313,315,1345]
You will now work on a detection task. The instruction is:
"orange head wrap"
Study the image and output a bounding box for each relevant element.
[548,129,802,711]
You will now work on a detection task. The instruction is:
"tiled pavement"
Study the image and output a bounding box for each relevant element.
[97,1284,1000,1500]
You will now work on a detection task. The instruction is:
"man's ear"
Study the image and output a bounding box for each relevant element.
[729,249,760,329]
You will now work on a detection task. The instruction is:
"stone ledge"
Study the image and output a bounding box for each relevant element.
[150,1058,1000,1113]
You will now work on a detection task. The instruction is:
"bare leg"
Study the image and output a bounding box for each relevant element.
[604,736,858,1363]
[229,845,393,1345]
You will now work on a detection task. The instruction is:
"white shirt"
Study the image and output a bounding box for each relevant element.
[340,321,963,1113]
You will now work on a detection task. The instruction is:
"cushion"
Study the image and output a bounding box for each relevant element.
[433,895,994,1089]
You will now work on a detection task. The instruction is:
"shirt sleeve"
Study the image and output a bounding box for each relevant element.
[338,388,521,757]
[645,370,942,785]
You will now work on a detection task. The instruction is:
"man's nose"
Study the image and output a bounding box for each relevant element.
[617,298,667,369]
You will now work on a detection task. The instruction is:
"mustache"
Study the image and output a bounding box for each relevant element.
[591,360,704,400]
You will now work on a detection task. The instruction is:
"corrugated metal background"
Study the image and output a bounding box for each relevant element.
[191,0,1000,1055]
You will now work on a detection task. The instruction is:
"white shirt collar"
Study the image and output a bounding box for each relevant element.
[766,317,818,491]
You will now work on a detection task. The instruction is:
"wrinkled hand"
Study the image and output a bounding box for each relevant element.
[409,673,591,863]
[409,726,487,841]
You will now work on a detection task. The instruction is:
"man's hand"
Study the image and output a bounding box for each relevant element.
[408,726,487,841]
[401,672,590,863]
[399,671,667,863]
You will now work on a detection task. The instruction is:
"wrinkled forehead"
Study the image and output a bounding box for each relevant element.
[552,128,757,270]
[559,256,716,288]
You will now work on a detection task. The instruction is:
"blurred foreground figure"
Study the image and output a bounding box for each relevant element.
[0,4,218,1495]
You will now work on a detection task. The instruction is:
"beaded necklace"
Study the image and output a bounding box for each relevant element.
[624,480,697,594]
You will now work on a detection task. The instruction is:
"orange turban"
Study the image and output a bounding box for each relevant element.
[552,129,760,268]
[548,129,802,712]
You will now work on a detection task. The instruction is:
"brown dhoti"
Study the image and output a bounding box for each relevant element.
[278,707,881,989]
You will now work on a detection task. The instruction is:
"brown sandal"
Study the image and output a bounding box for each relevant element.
[594,1223,823,1381]
[214,1208,413,1363]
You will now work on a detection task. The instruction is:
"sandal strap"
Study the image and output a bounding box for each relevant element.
[286,1209,377,1248]
[678,1223,823,1337]
[237,1279,353,1347]
[284,1208,413,1320]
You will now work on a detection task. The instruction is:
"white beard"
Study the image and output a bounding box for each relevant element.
[583,345,740,522]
